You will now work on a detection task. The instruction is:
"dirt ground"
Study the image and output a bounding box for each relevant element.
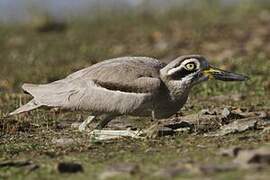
[1,2,270,180]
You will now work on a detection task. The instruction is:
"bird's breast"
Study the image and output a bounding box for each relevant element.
[154,98,188,119]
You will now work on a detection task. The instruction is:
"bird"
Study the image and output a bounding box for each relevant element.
[9,55,248,131]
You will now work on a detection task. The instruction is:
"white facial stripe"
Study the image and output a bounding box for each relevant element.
[167,58,200,76]
[167,66,182,75]
[182,58,200,69]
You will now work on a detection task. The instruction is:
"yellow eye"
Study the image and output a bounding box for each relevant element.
[185,63,196,70]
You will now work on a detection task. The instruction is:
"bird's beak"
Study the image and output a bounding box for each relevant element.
[203,66,249,81]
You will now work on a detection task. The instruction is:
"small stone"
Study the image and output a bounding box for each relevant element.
[206,117,259,136]
[99,163,139,179]
[57,162,83,173]
[234,147,270,167]
[219,147,243,157]
[222,107,245,120]
[222,108,231,118]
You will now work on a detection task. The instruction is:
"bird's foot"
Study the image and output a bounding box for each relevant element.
[78,116,96,132]
[144,121,163,139]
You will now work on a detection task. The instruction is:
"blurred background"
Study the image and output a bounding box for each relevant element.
[2,2,270,179]
[0,0,269,101]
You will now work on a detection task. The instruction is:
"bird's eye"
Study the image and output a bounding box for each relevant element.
[185,62,196,71]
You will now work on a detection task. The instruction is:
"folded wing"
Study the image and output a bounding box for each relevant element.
[10,57,165,115]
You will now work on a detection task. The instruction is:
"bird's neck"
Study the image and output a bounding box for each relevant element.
[168,81,190,101]
[161,80,191,102]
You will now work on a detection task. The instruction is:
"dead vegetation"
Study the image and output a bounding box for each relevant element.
[1,1,270,180]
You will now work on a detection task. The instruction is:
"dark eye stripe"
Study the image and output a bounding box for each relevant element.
[170,68,197,80]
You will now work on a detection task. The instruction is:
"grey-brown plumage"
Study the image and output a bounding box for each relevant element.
[9,55,248,131]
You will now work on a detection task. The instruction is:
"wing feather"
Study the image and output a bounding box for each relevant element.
[66,57,165,94]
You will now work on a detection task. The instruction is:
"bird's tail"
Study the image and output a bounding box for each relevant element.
[9,99,42,116]
[8,83,44,116]
[9,81,74,116]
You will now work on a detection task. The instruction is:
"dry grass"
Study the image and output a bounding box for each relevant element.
[1,2,270,179]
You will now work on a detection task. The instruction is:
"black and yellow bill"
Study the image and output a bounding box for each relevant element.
[203,67,249,81]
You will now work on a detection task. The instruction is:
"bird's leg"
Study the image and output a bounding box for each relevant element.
[145,109,162,138]
[151,110,156,121]
[145,121,162,139]
[95,114,115,130]
[78,115,96,132]
[89,114,144,140]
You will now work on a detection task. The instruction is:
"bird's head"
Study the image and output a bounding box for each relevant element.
[160,55,248,89]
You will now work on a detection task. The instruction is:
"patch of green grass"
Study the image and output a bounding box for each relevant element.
[0,133,269,179]
[1,1,270,179]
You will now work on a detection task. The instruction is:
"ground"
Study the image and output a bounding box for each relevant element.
[1,2,270,179]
